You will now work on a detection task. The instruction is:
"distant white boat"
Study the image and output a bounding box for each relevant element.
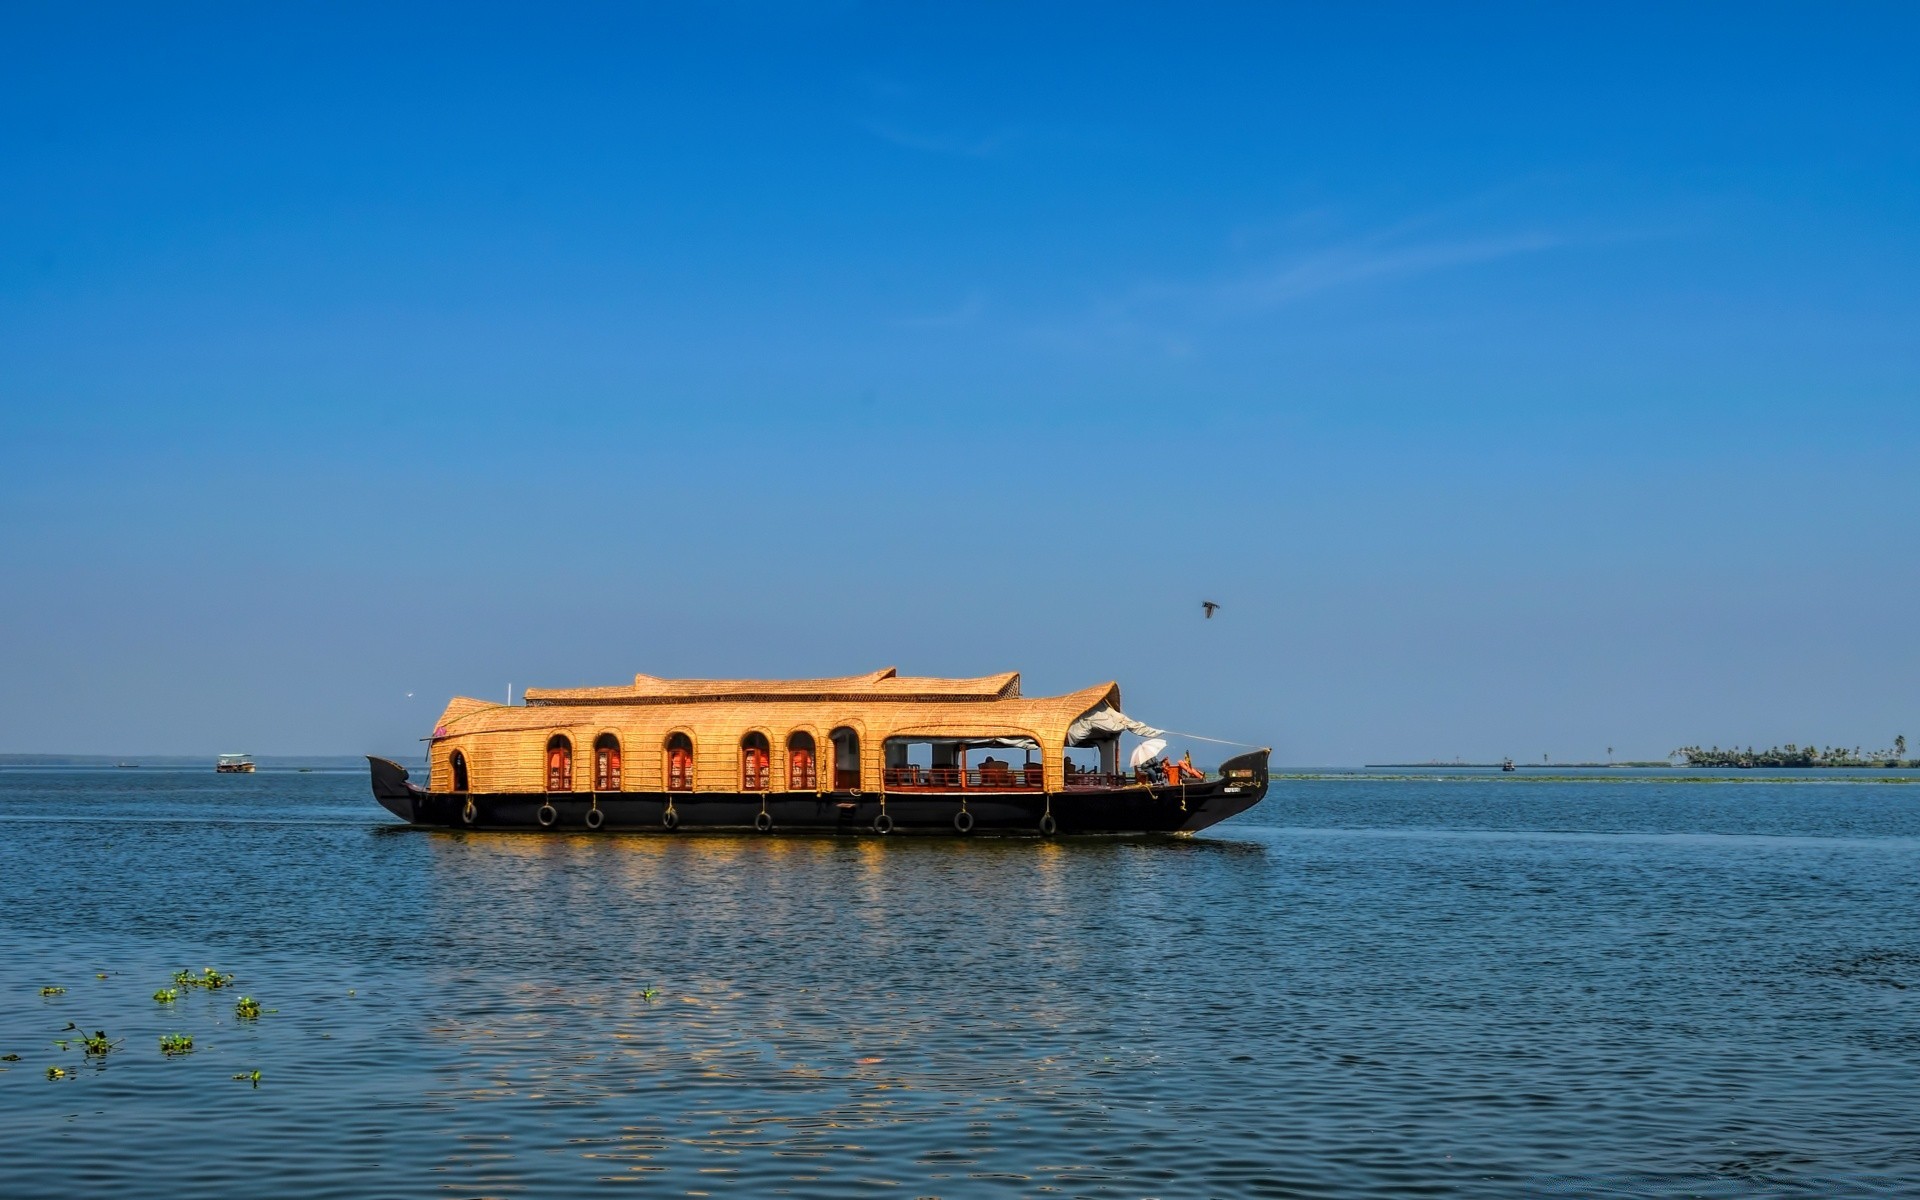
[216,753,256,774]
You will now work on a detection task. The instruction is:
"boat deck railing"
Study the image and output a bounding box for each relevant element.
[884,766,1044,791]
[1064,772,1134,790]
[880,767,1154,791]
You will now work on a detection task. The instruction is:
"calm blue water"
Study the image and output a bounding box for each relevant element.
[3,768,1918,1198]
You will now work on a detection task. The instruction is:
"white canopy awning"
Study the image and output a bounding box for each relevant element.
[1067,703,1165,746]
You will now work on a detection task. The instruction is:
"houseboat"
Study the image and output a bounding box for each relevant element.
[216,753,256,774]
[367,668,1268,836]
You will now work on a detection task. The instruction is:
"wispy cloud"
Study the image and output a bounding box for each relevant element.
[1205,232,1563,311]
[1029,213,1580,357]
[864,121,1013,159]
[891,292,987,330]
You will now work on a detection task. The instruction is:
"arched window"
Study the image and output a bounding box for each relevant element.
[666,732,694,792]
[788,731,817,790]
[594,734,622,791]
[741,732,770,791]
[545,736,573,792]
[450,750,470,792]
[830,726,860,791]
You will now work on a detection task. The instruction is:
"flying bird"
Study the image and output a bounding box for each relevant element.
[1201,601,1220,619]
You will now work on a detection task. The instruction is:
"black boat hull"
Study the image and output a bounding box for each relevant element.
[367,752,1268,836]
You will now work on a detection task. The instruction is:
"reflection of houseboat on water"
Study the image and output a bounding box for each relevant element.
[368,668,1269,836]
[215,754,256,774]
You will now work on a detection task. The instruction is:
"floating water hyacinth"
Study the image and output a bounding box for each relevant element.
[234,997,262,1020]
[158,1034,194,1056]
[640,988,659,1001]
[39,987,65,997]
[232,1070,262,1088]
[154,988,178,1004]
[45,1067,66,1080]
[172,968,234,990]
[77,1029,118,1057]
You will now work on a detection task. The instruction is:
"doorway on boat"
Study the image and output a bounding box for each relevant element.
[545,736,573,791]
[787,732,817,790]
[665,732,694,791]
[594,734,622,791]
[741,732,770,790]
[883,736,1044,790]
[829,727,861,790]
[449,750,470,792]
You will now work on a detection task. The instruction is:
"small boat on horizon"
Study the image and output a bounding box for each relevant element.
[367,667,1269,836]
[216,753,256,774]
[115,762,139,769]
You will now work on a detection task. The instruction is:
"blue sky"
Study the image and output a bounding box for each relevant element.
[2,3,1915,762]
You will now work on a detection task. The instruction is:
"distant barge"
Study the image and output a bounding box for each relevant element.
[367,668,1268,836]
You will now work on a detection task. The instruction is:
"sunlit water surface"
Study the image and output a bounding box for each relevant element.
[3,768,1918,1198]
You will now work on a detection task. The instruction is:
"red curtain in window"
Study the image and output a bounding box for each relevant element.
[668,747,693,791]
[546,745,571,791]
[789,748,815,790]
[595,745,621,790]
[743,746,769,790]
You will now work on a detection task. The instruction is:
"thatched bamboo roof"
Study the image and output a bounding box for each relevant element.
[523,667,1021,705]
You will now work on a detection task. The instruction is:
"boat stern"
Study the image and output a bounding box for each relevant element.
[367,755,430,823]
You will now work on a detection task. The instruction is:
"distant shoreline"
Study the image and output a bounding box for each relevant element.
[1367,761,1920,770]
[1367,761,1673,769]
[0,753,421,768]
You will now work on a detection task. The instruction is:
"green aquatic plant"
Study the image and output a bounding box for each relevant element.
[640,987,659,1001]
[39,987,65,997]
[232,1070,262,1087]
[68,1027,119,1057]
[234,997,263,1020]
[154,988,178,1004]
[46,1066,67,1080]
[158,1033,194,1056]
[172,967,235,990]
[1,1053,20,1062]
